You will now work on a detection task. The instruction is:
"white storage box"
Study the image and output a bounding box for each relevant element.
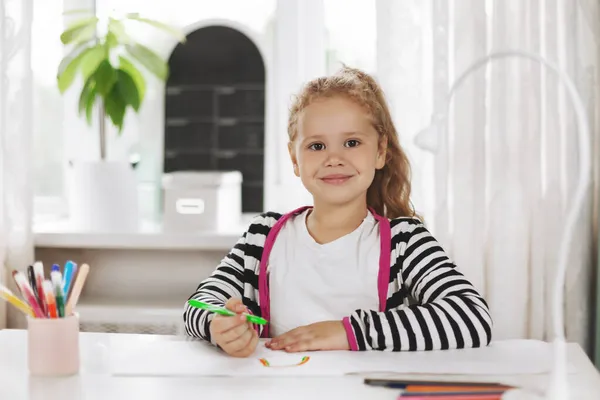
[162,171,242,232]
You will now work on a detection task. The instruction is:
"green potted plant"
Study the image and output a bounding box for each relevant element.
[57,10,186,231]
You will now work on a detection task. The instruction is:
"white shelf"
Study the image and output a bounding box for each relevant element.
[75,298,184,326]
[33,219,244,250]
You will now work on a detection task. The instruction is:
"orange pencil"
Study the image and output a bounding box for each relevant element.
[406,385,512,393]
[42,280,57,318]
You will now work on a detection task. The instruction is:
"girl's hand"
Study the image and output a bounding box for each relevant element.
[266,321,350,352]
[209,298,259,358]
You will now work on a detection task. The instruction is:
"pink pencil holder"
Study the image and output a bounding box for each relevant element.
[27,314,80,376]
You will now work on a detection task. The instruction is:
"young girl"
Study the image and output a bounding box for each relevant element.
[183,67,492,357]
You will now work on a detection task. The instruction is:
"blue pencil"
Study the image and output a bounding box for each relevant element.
[364,379,510,389]
[62,260,77,298]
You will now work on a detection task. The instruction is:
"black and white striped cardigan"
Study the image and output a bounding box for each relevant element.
[183,206,493,351]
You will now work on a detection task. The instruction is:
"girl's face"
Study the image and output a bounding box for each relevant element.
[289,95,386,208]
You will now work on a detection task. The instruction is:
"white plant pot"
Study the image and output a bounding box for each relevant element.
[67,161,139,232]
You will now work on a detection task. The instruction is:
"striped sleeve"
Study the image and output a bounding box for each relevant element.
[344,221,493,351]
[183,231,248,344]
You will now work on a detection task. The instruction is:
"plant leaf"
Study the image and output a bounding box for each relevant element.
[60,17,98,45]
[93,60,118,96]
[57,45,97,93]
[105,31,118,49]
[57,42,90,76]
[78,77,93,115]
[57,59,80,93]
[125,43,168,80]
[108,17,130,44]
[78,77,97,126]
[69,24,98,47]
[85,87,97,125]
[125,14,187,43]
[80,44,106,81]
[105,85,127,132]
[115,69,141,111]
[78,75,97,125]
[63,8,94,16]
[118,56,146,103]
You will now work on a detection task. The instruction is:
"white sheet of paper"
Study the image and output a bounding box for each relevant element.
[109,338,566,377]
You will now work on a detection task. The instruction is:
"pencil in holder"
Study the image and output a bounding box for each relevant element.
[27,314,80,376]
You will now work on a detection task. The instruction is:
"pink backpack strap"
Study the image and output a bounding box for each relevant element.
[258,206,312,337]
[368,208,392,312]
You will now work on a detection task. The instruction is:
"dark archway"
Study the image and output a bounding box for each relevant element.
[164,25,265,213]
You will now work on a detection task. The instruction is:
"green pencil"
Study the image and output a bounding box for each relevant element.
[187,299,268,325]
[51,271,65,317]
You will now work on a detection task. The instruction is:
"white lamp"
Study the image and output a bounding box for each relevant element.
[414,50,592,400]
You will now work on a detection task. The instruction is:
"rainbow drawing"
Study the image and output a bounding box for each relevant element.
[258,356,310,367]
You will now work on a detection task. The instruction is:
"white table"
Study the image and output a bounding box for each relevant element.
[1,330,599,400]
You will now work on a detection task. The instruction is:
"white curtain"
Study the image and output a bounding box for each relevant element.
[0,0,35,329]
[377,0,599,354]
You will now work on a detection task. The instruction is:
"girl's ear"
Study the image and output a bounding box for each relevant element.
[288,142,300,177]
[376,136,387,170]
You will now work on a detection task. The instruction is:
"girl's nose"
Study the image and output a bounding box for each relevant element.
[324,150,344,167]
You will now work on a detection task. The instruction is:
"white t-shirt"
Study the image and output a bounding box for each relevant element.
[268,209,381,336]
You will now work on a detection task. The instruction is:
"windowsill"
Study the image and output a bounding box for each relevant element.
[33,215,256,251]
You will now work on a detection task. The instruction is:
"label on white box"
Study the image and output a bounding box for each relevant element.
[175,198,205,215]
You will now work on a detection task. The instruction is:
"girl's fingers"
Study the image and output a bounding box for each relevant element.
[226,328,254,354]
[231,329,259,358]
[211,313,247,335]
[220,319,251,344]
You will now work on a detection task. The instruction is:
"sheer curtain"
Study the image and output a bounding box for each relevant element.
[0,0,35,329]
[377,0,599,355]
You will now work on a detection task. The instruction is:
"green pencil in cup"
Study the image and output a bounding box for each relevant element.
[187,299,268,325]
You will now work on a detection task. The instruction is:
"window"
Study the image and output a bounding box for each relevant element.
[33,0,275,221]
[96,0,275,217]
[32,0,66,218]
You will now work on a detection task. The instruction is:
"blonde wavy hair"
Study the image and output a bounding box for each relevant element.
[287,66,416,219]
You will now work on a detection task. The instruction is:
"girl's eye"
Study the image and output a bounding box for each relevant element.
[308,143,324,151]
[345,139,360,148]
